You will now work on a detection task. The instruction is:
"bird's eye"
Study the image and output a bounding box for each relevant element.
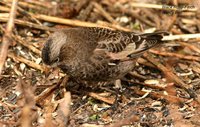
[56,58,59,62]
[53,58,59,63]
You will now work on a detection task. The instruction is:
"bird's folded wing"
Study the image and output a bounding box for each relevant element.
[92,29,168,61]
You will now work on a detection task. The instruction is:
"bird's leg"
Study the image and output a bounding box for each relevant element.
[114,79,122,89]
[99,79,122,113]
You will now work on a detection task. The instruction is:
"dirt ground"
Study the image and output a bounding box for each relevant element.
[1,0,200,127]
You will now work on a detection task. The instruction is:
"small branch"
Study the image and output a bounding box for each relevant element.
[149,49,200,61]
[137,57,157,68]
[130,3,197,11]
[32,13,131,31]
[0,6,10,12]
[92,2,116,24]
[118,5,155,27]
[163,33,200,41]
[143,53,196,98]
[0,0,18,75]
[0,17,55,31]
[34,13,110,28]
[8,52,45,72]
[107,115,139,127]
[131,87,199,107]
[178,41,200,54]
[88,92,115,105]
[97,20,131,32]
[0,26,41,55]
[13,35,41,55]
[125,79,165,91]
[56,92,71,127]
[35,76,68,106]
[2,0,49,12]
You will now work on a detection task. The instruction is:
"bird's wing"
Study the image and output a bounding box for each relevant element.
[86,27,168,61]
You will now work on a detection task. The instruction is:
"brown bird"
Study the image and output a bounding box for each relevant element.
[42,27,168,82]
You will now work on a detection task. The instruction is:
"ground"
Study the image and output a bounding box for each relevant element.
[0,0,200,127]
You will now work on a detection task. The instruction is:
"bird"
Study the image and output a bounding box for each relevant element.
[42,27,168,82]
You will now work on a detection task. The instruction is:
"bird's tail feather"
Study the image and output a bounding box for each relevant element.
[141,31,169,40]
[127,31,169,58]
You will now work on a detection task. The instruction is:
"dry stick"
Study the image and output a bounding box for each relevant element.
[130,3,197,11]
[143,53,197,98]
[0,120,16,126]
[2,1,43,25]
[8,52,45,72]
[97,20,131,32]
[19,78,36,127]
[2,0,48,12]
[125,79,165,91]
[107,115,140,127]
[35,76,69,106]
[0,25,41,55]
[13,35,41,55]
[149,49,200,61]
[0,13,10,18]
[88,92,115,105]
[75,0,90,12]
[163,33,200,41]
[21,0,51,9]
[130,87,199,107]
[33,14,109,28]
[0,0,18,75]
[92,2,116,24]
[118,5,155,27]
[181,18,197,25]
[137,57,156,68]
[0,6,10,12]
[31,13,131,31]
[0,17,55,31]
[178,41,200,54]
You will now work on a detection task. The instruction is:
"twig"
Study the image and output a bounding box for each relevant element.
[130,87,199,107]
[143,53,196,98]
[0,13,10,18]
[2,0,49,12]
[35,76,68,106]
[75,0,90,12]
[33,13,109,28]
[130,3,197,11]
[32,13,131,31]
[137,57,156,68]
[0,120,17,126]
[178,41,200,54]
[18,78,36,127]
[125,79,165,91]
[107,115,139,127]
[128,71,147,80]
[163,33,200,41]
[0,26,41,55]
[56,92,71,127]
[0,0,18,75]
[97,20,131,32]
[149,49,200,61]
[1,1,43,25]
[88,92,115,105]
[8,52,45,72]
[92,2,116,24]
[0,6,10,12]
[0,17,55,31]
[118,5,155,27]
[13,35,41,55]
[181,18,197,25]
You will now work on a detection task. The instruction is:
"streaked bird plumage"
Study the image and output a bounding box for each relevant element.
[42,27,168,81]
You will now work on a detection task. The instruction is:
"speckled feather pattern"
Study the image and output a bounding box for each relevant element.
[42,27,168,82]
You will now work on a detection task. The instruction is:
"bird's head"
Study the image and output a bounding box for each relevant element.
[41,31,67,67]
